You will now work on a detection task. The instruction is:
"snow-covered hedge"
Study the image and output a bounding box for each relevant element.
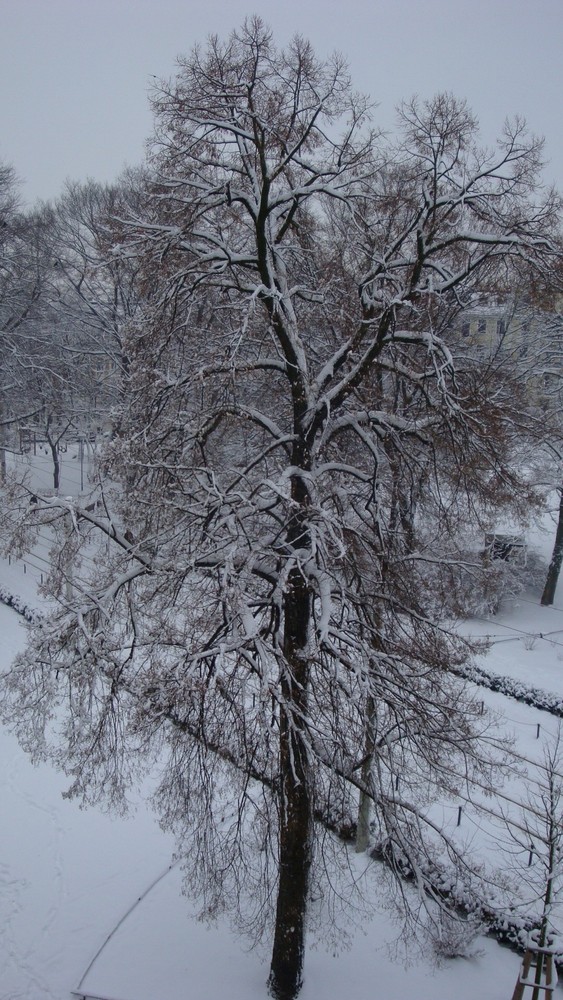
[453,660,563,718]
[372,838,563,966]
[0,586,40,625]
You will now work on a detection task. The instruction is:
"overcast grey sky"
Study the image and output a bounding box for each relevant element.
[2,0,562,205]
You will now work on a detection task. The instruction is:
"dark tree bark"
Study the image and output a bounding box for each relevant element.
[269,450,313,999]
[48,438,60,492]
[268,575,312,998]
[44,420,61,492]
[541,488,563,606]
[45,417,70,493]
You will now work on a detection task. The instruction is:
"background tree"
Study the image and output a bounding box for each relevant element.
[542,485,563,606]
[506,732,563,998]
[530,307,563,607]
[0,173,149,491]
[1,22,561,1000]
[483,292,563,609]
[44,175,148,410]
[0,165,52,476]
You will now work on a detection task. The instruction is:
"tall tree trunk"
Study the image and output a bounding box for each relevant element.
[0,416,6,482]
[356,694,375,853]
[268,472,312,1000]
[49,439,60,493]
[356,622,383,853]
[45,418,61,493]
[541,487,563,606]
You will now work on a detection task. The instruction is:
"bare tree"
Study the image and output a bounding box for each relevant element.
[0,165,53,474]
[532,310,563,607]
[1,22,561,1000]
[506,732,563,998]
[492,300,563,608]
[42,175,149,413]
[0,174,149,490]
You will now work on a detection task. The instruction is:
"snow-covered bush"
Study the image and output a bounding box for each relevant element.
[455,544,547,618]
[430,912,484,961]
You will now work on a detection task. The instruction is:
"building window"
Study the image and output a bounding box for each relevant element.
[461,321,470,338]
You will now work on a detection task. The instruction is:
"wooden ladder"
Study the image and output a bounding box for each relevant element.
[511,948,557,1000]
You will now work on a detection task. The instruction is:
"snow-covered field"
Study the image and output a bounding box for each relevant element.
[1,449,562,999]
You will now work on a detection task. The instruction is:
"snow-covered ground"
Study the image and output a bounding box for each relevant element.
[0,638,529,1000]
[1,450,562,999]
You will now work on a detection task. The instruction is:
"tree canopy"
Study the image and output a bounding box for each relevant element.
[1,20,562,999]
